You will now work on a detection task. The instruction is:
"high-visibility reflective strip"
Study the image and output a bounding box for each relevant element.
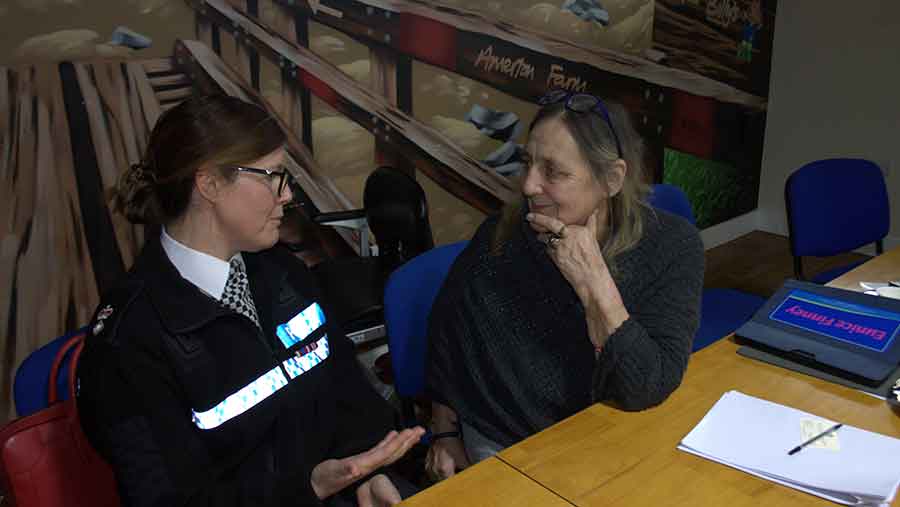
[191,335,330,430]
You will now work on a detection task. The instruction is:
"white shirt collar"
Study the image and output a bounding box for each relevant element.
[160,228,240,300]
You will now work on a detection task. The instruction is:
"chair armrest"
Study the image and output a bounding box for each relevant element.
[313,209,366,228]
[312,209,371,256]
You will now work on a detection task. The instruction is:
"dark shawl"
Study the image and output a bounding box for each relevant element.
[426,207,704,447]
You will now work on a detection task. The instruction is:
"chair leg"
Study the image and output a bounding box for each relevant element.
[876,240,884,256]
[793,256,805,281]
[401,398,417,427]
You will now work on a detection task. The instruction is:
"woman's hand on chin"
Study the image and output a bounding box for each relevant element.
[527,209,628,348]
[526,209,607,296]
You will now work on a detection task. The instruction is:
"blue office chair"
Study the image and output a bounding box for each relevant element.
[383,241,468,424]
[648,184,766,352]
[785,158,890,284]
[13,326,88,417]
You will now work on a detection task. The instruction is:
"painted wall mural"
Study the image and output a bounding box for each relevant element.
[423,0,654,54]
[1,0,192,63]
[654,0,775,96]
[0,0,776,421]
[1,0,775,242]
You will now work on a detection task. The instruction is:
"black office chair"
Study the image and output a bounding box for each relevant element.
[310,166,434,346]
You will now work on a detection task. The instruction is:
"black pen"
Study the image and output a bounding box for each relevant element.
[788,423,843,456]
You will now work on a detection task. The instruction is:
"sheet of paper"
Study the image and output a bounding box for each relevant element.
[679,391,900,505]
[677,445,885,506]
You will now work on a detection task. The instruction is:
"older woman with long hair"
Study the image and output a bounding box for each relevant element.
[425,90,704,479]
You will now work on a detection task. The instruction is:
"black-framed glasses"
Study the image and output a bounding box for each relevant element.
[228,165,293,196]
[538,89,623,157]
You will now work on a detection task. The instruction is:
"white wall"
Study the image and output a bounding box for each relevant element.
[757,0,900,249]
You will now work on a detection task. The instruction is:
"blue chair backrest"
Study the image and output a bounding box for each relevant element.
[647,183,696,225]
[13,326,88,417]
[646,184,766,351]
[785,158,889,257]
[384,240,468,398]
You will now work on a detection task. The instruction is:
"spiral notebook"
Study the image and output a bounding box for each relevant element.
[678,391,900,506]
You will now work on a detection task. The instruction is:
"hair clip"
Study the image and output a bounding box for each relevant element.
[131,162,157,184]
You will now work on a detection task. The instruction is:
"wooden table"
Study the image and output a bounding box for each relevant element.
[399,457,571,506]
[827,245,900,291]
[402,248,900,506]
[498,336,900,506]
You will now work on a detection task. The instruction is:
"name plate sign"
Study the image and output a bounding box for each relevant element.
[770,290,900,353]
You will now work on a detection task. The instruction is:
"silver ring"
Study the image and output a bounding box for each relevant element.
[548,235,561,249]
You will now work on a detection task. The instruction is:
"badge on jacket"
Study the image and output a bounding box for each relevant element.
[93,305,114,336]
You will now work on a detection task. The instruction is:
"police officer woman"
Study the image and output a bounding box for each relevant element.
[77,94,423,507]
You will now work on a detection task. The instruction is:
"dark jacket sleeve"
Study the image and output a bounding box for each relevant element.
[321,329,416,501]
[328,329,399,457]
[592,217,705,411]
[78,327,321,507]
[270,246,400,456]
[269,247,404,491]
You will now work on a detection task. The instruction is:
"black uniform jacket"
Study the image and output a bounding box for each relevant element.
[77,238,397,506]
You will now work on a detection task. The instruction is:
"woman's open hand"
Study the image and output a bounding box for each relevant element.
[311,427,424,499]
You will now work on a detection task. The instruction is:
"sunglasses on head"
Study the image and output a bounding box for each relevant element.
[538,90,623,157]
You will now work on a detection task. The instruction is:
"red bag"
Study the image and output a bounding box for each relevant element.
[0,333,120,507]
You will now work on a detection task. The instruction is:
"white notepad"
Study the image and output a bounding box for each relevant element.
[678,391,900,506]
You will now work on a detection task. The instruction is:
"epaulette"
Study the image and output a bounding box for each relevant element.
[88,279,145,345]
